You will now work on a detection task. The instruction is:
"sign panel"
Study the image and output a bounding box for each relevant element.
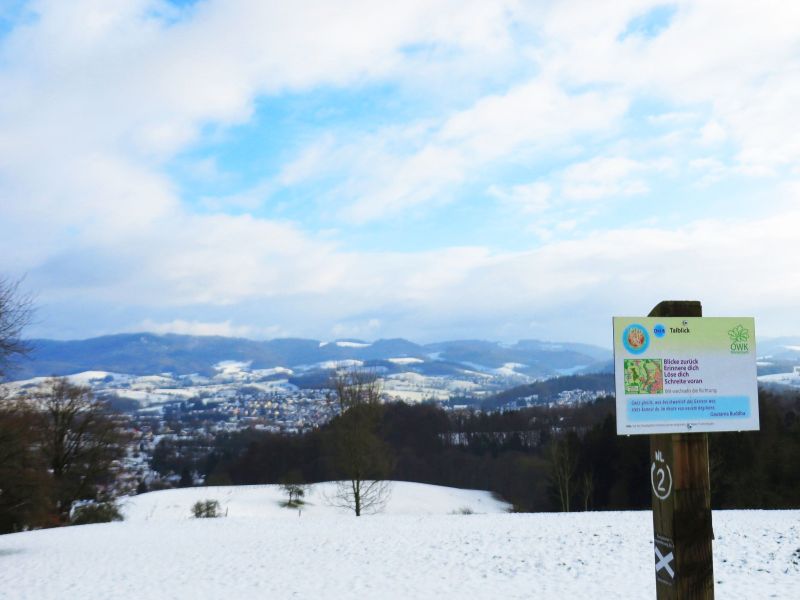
[614,317,759,434]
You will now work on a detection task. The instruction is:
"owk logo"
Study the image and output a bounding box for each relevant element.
[728,325,750,354]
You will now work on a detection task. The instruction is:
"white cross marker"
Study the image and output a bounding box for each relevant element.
[655,546,675,578]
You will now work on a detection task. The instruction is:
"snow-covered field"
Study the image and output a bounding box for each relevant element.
[759,370,800,389]
[120,481,510,521]
[1,483,797,599]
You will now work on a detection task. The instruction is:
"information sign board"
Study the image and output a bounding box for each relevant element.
[613,316,759,434]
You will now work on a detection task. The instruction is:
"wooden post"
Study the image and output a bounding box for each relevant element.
[648,301,714,600]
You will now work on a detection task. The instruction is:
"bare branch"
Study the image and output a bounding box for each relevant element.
[0,276,34,381]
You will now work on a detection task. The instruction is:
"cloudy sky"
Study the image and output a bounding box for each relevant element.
[1,0,798,347]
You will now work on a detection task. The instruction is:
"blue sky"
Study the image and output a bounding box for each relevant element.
[1,0,799,346]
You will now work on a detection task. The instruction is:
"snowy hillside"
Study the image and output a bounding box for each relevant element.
[1,483,798,599]
[121,481,511,521]
[758,369,800,389]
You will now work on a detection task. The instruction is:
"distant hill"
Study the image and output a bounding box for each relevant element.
[9,333,611,381]
[757,337,800,366]
[481,373,616,410]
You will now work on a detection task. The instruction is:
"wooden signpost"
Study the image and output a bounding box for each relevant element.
[648,301,713,600]
[613,301,759,599]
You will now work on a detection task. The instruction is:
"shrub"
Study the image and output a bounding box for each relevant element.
[71,502,123,525]
[192,499,221,518]
[280,482,308,508]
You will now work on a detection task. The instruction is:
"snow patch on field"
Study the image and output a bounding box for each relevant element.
[62,371,119,384]
[335,341,371,348]
[494,362,527,376]
[251,367,293,378]
[758,372,800,388]
[317,359,364,370]
[388,357,424,365]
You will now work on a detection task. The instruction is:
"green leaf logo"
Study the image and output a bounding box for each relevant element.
[728,325,749,344]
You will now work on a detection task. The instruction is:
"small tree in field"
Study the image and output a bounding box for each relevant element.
[280,469,308,508]
[327,369,391,516]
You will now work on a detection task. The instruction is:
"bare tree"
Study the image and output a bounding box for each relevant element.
[0,277,43,531]
[580,470,594,511]
[327,369,391,516]
[34,378,129,522]
[549,434,578,512]
[0,276,33,381]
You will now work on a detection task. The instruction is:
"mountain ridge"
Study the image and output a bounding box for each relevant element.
[12,332,612,380]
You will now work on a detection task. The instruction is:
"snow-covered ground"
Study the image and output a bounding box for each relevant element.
[120,481,510,521]
[1,484,798,599]
[759,370,800,389]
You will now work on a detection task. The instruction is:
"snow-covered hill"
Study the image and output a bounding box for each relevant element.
[120,481,511,521]
[15,333,611,381]
[1,483,797,599]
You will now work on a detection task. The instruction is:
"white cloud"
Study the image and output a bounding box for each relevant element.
[309,79,629,222]
[2,1,799,345]
[699,120,727,145]
[25,200,800,345]
[560,156,650,201]
[491,156,669,229]
[139,319,255,338]
[534,0,800,173]
[0,0,523,252]
[488,182,551,214]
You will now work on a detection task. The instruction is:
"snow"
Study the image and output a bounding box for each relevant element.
[0,483,797,599]
[242,380,299,393]
[213,361,253,380]
[250,367,293,377]
[120,481,509,521]
[317,340,371,348]
[758,371,800,388]
[382,372,482,403]
[62,371,118,384]
[387,357,424,365]
[317,359,364,369]
[459,361,532,381]
[335,341,372,348]
[495,362,527,376]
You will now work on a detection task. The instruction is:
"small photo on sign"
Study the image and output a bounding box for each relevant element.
[624,359,664,394]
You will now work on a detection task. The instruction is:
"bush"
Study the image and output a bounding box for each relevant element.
[70,502,123,525]
[280,482,308,508]
[192,499,221,518]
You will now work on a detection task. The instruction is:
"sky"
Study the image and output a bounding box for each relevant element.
[1,0,799,347]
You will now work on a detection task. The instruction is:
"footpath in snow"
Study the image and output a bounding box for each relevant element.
[1,483,798,599]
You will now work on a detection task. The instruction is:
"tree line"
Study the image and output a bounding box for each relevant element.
[0,378,129,532]
[166,386,799,513]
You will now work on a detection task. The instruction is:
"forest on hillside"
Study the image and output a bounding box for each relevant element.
[154,387,800,513]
